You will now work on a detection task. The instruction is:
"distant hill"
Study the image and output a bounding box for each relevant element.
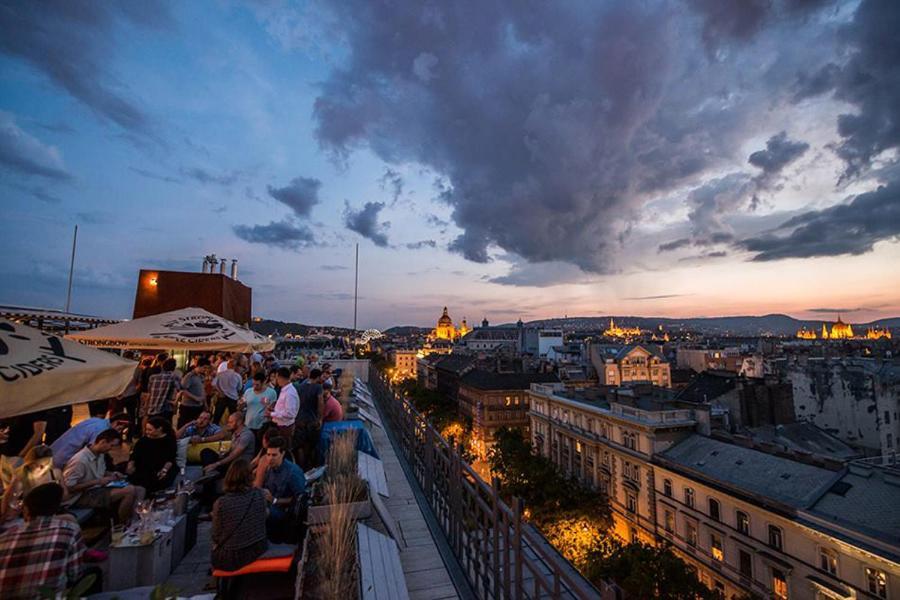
[518,314,900,336]
[383,325,431,335]
[250,319,355,337]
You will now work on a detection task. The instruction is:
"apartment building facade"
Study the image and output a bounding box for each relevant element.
[528,383,900,600]
[589,344,673,388]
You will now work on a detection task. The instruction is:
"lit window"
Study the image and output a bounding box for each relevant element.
[768,525,783,551]
[684,487,694,508]
[819,548,838,575]
[866,567,888,598]
[710,533,724,563]
[736,510,750,535]
[708,498,720,521]
[663,479,673,497]
[771,568,788,600]
[575,441,582,453]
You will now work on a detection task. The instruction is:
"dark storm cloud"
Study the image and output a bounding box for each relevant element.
[748,132,810,178]
[791,0,900,178]
[233,219,317,250]
[740,176,900,260]
[807,307,863,313]
[0,1,170,138]
[311,0,838,274]
[405,240,436,250]
[658,238,691,253]
[267,176,321,217]
[688,0,831,50]
[660,131,809,253]
[344,201,389,247]
[0,113,72,181]
[379,169,404,205]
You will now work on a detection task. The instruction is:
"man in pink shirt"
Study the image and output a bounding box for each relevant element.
[322,381,343,423]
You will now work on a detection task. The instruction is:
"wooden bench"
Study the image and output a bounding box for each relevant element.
[357,452,389,498]
[357,523,409,600]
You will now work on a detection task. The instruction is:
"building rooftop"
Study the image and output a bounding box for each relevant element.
[674,370,738,404]
[658,435,840,509]
[803,460,900,559]
[433,353,478,374]
[460,369,559,391]
[746,422,862,462]
[460,327,519,341]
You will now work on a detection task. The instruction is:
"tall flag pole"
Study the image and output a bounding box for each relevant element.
[353,242,359,334]
[65,224,78,314]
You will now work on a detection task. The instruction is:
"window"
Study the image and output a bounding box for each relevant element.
[630,527,639,544]
[623,461,639,482]
[664,509,675,533]
[771,568,788,600]
[768,525,783,551]
[626,492,637,514]
[712,580,725,599]
[684,487,694,508]
[885,410,891,425]
[685,521,698,547]
[739,549,753,579]
[623,431,637,450]
[736,510,750,535]
[710,533,724,563]
[866,567,888,599]
[663,479,673,497]
[819,548,838,575]
[708,498,720,521]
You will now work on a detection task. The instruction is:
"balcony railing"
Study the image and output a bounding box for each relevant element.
[371,367,601,599]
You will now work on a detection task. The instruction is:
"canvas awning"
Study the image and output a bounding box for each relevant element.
[0,319,136,418]
[66,307,275,352]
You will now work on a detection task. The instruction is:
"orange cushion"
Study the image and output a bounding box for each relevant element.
[212,555,293,577]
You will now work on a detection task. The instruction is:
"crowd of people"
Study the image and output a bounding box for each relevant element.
[0,350,347,598]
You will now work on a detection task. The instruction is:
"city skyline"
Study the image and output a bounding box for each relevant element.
[2,1,899,329]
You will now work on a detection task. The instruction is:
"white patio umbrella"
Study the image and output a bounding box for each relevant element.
[0,319,136,418]
[66,307,274,352]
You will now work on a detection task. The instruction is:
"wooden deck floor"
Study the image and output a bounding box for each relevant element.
[368,408,462,600]
[165,417,462,599]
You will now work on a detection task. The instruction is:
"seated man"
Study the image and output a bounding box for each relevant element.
[62,429,144,523]
[177,410,227,445]
[0,483,101,598]
[199,412,255,509]
[50,401,129,469]
[255,436,306,543]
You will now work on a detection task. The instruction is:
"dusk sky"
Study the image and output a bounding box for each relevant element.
[1,0,898,329]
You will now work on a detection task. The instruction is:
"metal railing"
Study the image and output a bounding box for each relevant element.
[370,368,603,600]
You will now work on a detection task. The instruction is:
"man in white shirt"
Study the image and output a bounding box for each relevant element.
[268,367,299,442]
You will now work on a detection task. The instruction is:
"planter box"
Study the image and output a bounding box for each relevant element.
[307,499,371,525]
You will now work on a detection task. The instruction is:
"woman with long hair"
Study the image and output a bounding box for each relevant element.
[127,417,177,495]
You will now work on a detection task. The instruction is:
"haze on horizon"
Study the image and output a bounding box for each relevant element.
[1,1,898,331]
